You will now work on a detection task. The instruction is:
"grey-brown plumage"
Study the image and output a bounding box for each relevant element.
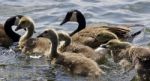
[21,38,51,57]
[38,29,105,77]
[72,29,119,48]
[60,10,141,49]
[58,31,107,64]
[15,16,51,57]
[100,39,132,62]
[134,57,150,81]
[0,26,12,47]
[101,39,150,80]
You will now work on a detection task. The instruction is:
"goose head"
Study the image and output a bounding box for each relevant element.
[101,39,131,50]
[60,10,86,36]
[15,16,35,31]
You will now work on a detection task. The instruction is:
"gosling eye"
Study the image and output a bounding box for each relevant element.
[108,42,114,46]
[44,31,48,34]
[21,21,26,24]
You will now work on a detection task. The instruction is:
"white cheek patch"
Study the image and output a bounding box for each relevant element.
[14,16,20,26]
[70,12,77,22]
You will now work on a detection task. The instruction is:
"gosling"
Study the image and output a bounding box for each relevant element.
[58,31,107,64]
[101,39,150,80]
[15,16,51,57]
[38,29,105,77]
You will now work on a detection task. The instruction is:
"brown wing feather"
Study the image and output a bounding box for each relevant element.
[71,26,128,48]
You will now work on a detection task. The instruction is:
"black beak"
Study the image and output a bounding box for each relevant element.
[60,18,68,25]
[100,44,109,48]
[60,20,67,25]
[15,25,22,31]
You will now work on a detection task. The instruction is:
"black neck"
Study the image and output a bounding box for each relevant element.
[70,14,86,36]
[4,15,22,42]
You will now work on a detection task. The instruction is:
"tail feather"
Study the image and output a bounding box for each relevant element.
[131,30,142,38]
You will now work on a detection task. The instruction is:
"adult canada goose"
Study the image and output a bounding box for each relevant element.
[58,31,107,64]
[0,15,23,48]
[60,10,141,48]
[101,40,150,72]
[15,16,51,57]
[38,29,105,77]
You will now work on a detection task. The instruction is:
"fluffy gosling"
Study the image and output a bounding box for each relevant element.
[38,29,105,77]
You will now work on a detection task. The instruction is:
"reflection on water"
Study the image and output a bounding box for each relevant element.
[0,0,150,81]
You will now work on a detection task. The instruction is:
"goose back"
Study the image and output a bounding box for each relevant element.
[60,10,141,49]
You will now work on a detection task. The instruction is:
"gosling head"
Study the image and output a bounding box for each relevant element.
[100,39,131,50]
[38,29,58,40]
[95,30,118,44]
[15,16,35,31]
[60,9,85,25]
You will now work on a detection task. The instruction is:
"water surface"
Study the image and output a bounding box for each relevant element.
[0,0,150,81]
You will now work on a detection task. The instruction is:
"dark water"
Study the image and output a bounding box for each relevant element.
[0,0,150,81]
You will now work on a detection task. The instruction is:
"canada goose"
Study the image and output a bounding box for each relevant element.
[15,16,51,57]
[60,10,141,48]
[38,29,105,77]
[100,39,132,62]
[57,31,107,64]
[101,39,150,80]
[0,15,23,48]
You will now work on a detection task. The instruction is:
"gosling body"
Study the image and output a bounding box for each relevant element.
[101,39,150,80]
[15,16,51,57]
[58,31,107,64]
[38,29,104,77]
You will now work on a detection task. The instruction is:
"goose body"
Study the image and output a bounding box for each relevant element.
[101,39,150,63]
[15,16,51,57]
[60,10,141,49]
[0,25,12,47]
[101,39,150,80]
[58,31,107,64]
[0,15,22,48]
[38,29,104,77]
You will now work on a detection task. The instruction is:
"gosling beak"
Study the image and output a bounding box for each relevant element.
[23,28,26,31]
[37,34,43,38]
[100,44,109,48]
[15,25,23,31]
